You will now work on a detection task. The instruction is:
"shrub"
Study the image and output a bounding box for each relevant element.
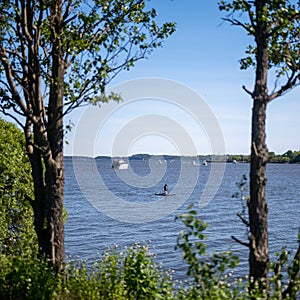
[175,205,240,299]
[62,244,174,300]
[0,118,36,254]
[0,251,59,300]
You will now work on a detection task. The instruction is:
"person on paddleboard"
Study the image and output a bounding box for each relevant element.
[164,184,168,195]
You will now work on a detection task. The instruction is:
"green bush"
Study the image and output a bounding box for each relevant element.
[0,251,59,300]
[0,244,174,300]
[0,118,36,254]
[62,244,174,300]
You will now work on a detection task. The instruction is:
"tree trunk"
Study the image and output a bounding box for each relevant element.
[249,98,269,288]
[248,0,270,291]
[26,122,65,272]
[23,0,65,272]
[45,0,65,272]
[44,153,65,272]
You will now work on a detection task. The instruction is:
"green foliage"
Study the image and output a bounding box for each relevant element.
[62,244,174,300]
[282,150,300,163]
[0,245,173,299]
[0,251,59,300]
[266,150,300,163]
[59,0,176,106]
[122,244,173,299]
[219,0,300,80]
[175,205,240,299]
[227,150,300,163]
[0,0,176,110]
[0,118,36,254]
[227,154,250,163]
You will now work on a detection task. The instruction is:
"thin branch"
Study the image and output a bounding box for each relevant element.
[25,194,35,208]
[63,0,73,21]
[63,101,89,117]
[269,72,300,102]
[237,212,250,227]
[0,49,28,115]
[243,85,253,96]
[223,17,254,35]
[242,0,255,29]
[0,108,24,128]
[231,235,250,248]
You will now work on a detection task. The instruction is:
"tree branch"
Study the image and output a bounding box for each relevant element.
[0,49,28,115]
[0,108,24,129]
[231,235,250,248]
[25,194,35,208]
[242,0,255,29]
[237,212,250,227]
[222,17,254,35]
[243,85,253,96]
[269,72,300,102]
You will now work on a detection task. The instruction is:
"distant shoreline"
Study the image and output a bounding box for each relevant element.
[65,151,300,164]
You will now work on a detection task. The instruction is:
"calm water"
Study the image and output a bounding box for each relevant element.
[64,157,300,279]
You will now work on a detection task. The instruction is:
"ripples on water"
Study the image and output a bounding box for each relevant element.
[64,157,300,279]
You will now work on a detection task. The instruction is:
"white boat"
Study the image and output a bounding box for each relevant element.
[112,159,129,170]
[203,160,208,166]
[158,159,166,164]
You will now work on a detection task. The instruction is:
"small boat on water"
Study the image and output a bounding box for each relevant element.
[158,159,166,164]
[112,159,129,170]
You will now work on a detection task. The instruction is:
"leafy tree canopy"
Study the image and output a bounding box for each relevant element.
[219,0,300,99]
[0,0,176,121]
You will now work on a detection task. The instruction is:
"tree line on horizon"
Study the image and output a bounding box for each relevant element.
[91,151,300,164]
[227,150,300,164]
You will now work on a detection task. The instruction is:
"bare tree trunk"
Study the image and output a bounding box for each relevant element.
[45,0,65,272]
[249,98,269,288]
[248,0,270,291]
[44,153,65,272]
[25,119,65,272]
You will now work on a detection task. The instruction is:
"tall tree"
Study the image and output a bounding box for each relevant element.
[219,0,300,294]
[0,0,175,271]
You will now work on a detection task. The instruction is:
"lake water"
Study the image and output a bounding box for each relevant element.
[64,157,300,279]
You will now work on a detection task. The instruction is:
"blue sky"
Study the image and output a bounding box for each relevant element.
[65,0,299,156]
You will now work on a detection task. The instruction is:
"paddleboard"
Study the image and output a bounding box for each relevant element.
[154,193,176,196]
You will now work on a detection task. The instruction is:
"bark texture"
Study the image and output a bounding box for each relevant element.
[249,99,269,285]
[23,0,66,271]
[248,0,270,289]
